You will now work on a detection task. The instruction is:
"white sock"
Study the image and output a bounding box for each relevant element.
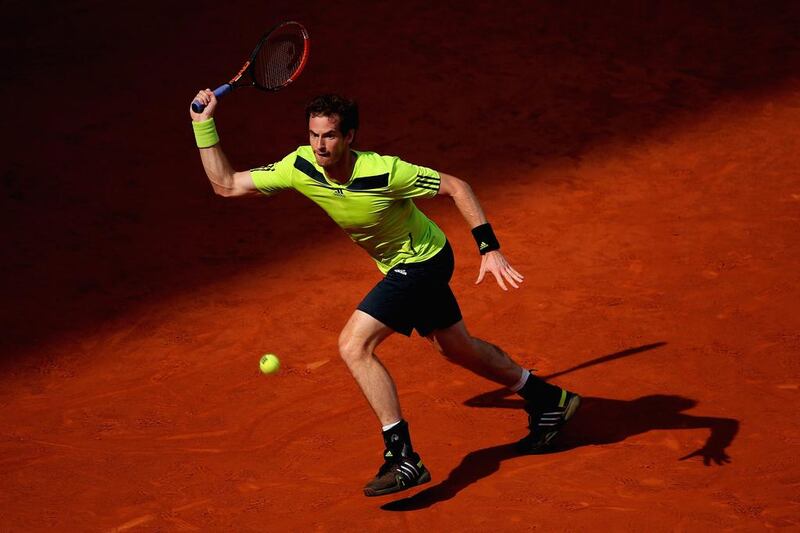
[382,420,402,432]
[510,368,530,392]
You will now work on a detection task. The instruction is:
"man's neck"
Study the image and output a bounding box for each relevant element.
[324,151,356,184]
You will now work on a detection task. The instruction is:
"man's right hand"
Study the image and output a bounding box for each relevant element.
[190,89,217,122]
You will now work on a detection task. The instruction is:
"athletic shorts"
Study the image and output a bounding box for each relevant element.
[357,241,462,337]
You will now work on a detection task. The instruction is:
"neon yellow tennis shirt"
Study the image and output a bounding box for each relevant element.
[250,146,445,274]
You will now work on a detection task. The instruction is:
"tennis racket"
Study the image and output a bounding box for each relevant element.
[191,21,310,113]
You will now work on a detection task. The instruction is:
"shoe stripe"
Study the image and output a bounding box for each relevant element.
[398,464,418,479]
[564,395,581,420]
[402,461,419,476]
[520,392,581,454]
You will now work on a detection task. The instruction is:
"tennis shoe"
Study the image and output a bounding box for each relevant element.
[518,388,581,454]
[363,452,431,497]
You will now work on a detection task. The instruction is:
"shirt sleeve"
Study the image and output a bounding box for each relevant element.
[250,151,296,196]
[386,156,441,199]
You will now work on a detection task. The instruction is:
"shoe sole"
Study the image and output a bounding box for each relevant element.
[363,469,431,497]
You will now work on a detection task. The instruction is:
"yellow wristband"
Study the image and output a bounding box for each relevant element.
[192,117,219,148]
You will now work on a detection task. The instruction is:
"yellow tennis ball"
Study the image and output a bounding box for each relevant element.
[259,354,280,374]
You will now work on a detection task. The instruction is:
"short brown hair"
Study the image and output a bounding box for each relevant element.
[305,94,359,136]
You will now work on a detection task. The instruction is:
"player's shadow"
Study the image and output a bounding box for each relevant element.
[382,391,738,511]
[383,394,738,511]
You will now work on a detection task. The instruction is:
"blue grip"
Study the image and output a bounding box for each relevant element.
[213,83,233,99]
[191,83,233,113]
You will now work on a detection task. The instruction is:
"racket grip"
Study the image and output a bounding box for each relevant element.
[191,83,233,113]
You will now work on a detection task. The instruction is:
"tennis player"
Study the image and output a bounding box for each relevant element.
[190,91,580,497]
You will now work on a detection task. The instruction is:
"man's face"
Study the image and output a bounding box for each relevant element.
[309,114,354,168]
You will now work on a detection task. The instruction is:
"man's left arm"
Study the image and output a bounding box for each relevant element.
[438,173,524,291]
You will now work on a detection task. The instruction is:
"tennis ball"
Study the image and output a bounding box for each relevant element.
[259,354,280,375]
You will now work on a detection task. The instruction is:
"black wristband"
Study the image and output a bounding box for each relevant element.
[471,223,500,255]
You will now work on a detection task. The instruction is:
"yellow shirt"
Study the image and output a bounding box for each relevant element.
[251,146,445,274]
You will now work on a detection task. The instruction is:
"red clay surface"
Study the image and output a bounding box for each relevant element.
[2,2,800,531]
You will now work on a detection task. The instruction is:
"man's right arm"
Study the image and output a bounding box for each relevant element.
[197,144,260,198]
[190,89,261,198]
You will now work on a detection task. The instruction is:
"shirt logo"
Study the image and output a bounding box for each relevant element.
[253,163,276,172]
[394,269,407,275]
[333,188,345,197]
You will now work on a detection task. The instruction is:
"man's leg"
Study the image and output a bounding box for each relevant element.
[338,309,399,426]
[338,309,431,496]
[426,320,524,387]
[427,319,580,453]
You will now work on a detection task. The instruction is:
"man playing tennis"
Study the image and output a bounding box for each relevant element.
[190,90,580,497]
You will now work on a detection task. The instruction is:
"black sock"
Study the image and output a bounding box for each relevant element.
[517,372,562,406]
[382,419,414,459]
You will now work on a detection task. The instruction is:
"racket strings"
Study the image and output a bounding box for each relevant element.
[254,26,308,89]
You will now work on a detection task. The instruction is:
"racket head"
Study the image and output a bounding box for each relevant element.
[247,21,310,91]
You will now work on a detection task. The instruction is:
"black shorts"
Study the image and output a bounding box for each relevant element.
[357,241,463,337]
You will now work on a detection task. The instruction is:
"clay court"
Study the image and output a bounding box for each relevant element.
[2,1,799,531]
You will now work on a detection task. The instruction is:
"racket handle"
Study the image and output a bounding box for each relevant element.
[191,83,234,113]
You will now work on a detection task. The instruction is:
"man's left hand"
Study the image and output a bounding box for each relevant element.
[476,251,524,291]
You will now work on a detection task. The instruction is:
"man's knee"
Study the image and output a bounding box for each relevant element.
[338,310,394,368]
[338,330,370,367]
[427,324,475,361]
